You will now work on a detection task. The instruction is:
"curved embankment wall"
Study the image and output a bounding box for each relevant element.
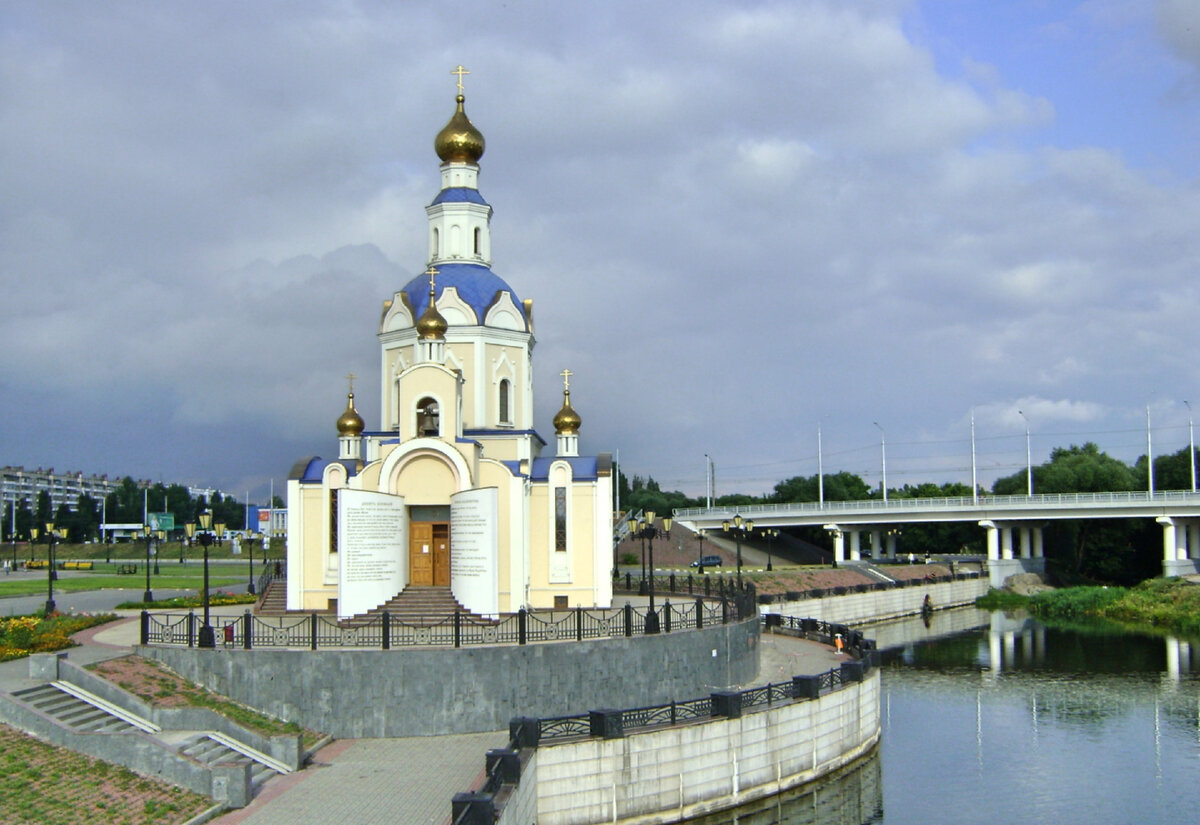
[141,617,759,737]
[498,669,881,825]
[766,576,989,625]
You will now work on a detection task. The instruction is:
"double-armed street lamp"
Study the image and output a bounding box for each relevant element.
[722,514,754,589]
[635,510,656,595]
[196,512,216,649]
[761,528,779,572]
[630,513,670,634]
[41,522,60,615]
[246,531,256,595]
[155,531,164,574]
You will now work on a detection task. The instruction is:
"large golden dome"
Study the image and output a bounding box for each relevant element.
[434,94,485,163]
[553,390,582,435]
[336,392,365,437]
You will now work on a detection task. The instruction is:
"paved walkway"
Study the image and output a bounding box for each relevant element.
[0,592,843,825]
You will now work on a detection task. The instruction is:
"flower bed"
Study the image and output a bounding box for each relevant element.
[0,613,118,662]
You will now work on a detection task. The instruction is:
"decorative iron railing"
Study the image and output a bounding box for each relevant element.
[140,594,752,649]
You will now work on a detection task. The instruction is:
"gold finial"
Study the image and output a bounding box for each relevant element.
[451,65,470,94]
[553,369,581,435]
[416,264,448,340]
[426,265,439,295]
[346,372,357,394]
[560,368,573,391]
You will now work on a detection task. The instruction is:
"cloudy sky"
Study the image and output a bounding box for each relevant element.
[3,0,1199,503]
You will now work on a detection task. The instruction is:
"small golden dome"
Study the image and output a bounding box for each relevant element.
[435,94,485,163]
[416,278,448,339]
[553,389,582,435]
[337,392,365,436]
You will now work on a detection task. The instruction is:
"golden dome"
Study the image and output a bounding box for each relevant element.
[336,392,365,436]
[416,277,448,339]
[553,389,582,435]
[434,94,485,163]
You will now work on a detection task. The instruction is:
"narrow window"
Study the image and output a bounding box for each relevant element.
[329,489,338,553]
[554,487,567,552]
[432,227,439,257]
[473,227,481,255]
[499,379,511,424]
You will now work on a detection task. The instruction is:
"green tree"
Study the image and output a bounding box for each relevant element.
[771,471,871,503]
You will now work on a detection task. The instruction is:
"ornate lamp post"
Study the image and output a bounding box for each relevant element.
[722,514,754,589]
[139,528,154,603]
[762,528,779,572]
[696,528,707,574]
[42,523,58,615]
[155,531,164,574]
[196,512,216,648]
[184,522,195,565]
[247,529,256,595]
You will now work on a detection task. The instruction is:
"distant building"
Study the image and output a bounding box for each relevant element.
[1,466,126,513]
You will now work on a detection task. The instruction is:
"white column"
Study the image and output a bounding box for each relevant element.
[1033,527,1044,558]
[829,529,845,564]
[1019,527,1032,559]
[1178,525,1189,561]
[1187,522,1200,559]
[870,529,883,560]
[980,521,999,561]
[849,530,861,561]
[1000,527,1014,560]
[1158,517,1176,563]
[886,532,898,559]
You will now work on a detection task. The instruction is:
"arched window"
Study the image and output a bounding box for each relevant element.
[432,228,439,257]
[473,227,481,255]
[417,397,440,437]
[499,379,511,424]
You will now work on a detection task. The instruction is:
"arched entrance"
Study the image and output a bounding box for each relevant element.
[408,504,451,586]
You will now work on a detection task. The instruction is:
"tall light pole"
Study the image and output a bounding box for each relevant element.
[873,422,887,502]
[197,511,215,648]
[817,424,825,508]
[970,408,978,505]
[1187,401,1197,492]
[1146,405,1154,496]
[696,528,707,574]
[722,514,754,589]
[1018,410,1032,496]
[762,528,779,572]
[247,528,256,595]
[42,523,57,615]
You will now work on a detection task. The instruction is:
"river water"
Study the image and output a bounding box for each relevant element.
[692,608,1200,825]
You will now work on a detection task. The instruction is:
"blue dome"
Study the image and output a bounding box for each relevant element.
[430,187,489,206]
[403,263,525,324]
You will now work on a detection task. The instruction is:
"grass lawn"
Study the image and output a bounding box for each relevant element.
[0,722,212,825]
[0,570,247,599]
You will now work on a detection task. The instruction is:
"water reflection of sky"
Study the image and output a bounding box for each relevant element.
[879,617,1200,825]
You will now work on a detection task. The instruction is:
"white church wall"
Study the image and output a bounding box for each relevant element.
[336,488,408,620]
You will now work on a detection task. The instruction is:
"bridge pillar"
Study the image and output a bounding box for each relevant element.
[1189,523,1200,560]
[980,521,999,561]
[870,529,882,560]
[848,530,862,561]
[1157,517,1176,562]
[1033,527,1044,558]
[1018,527,1031,559]
[1000,527,1014,560]
[1177,523,1189,561]
[886,531,898,559]
[826,527,845,564]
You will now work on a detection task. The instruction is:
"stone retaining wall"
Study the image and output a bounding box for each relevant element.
[142,616,760,737]
[768,577,989,625]
[505,670,880,825]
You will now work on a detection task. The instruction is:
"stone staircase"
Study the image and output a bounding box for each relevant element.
[7,680,288,796]
[346,586,487,626]
[11,682,153,735]
[255,578,290,615]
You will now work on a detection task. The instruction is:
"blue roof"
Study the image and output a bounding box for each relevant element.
[430,187,489,206]
[404,263,525,323]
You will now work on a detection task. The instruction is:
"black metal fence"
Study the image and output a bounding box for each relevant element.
[140,593,754,649]
[448,612,878,825]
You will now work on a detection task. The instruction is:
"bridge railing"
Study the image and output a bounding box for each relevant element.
[674,489,1200,520]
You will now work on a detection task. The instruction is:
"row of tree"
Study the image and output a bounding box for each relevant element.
[1,477,284,544]
[617,443,1200,585]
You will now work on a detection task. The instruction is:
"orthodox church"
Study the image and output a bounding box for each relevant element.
[285,77,614,619]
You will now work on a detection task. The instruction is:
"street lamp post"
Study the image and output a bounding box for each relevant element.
[722,514,754,589]
[197,512,216,648]
[155,531,164,574]
[696,528,707,574]
[1186,401,1197,493]
[1018,410,1032,496]
[762,528,779,572]
[141,528,154,604]
[873,421,888,502]
[43,523,57,615]
[247,529,256,595]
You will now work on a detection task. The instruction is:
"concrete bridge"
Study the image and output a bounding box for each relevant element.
[674,490,1200,586]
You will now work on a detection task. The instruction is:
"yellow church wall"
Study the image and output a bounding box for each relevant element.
[396,363,459,441]
[295,483,337,611]
[477,460,520,612]
[484,342,523,428]
[391,452,459,503]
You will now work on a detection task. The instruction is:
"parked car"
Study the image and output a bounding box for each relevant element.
[690,555,723,568]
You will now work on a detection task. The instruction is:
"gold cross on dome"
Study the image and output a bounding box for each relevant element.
[560,368,573,391]
[451,65,470,94]
[346,372,357,394]
[425,265,439,291]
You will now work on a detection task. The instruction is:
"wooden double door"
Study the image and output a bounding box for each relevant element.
[409,522,450,586]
